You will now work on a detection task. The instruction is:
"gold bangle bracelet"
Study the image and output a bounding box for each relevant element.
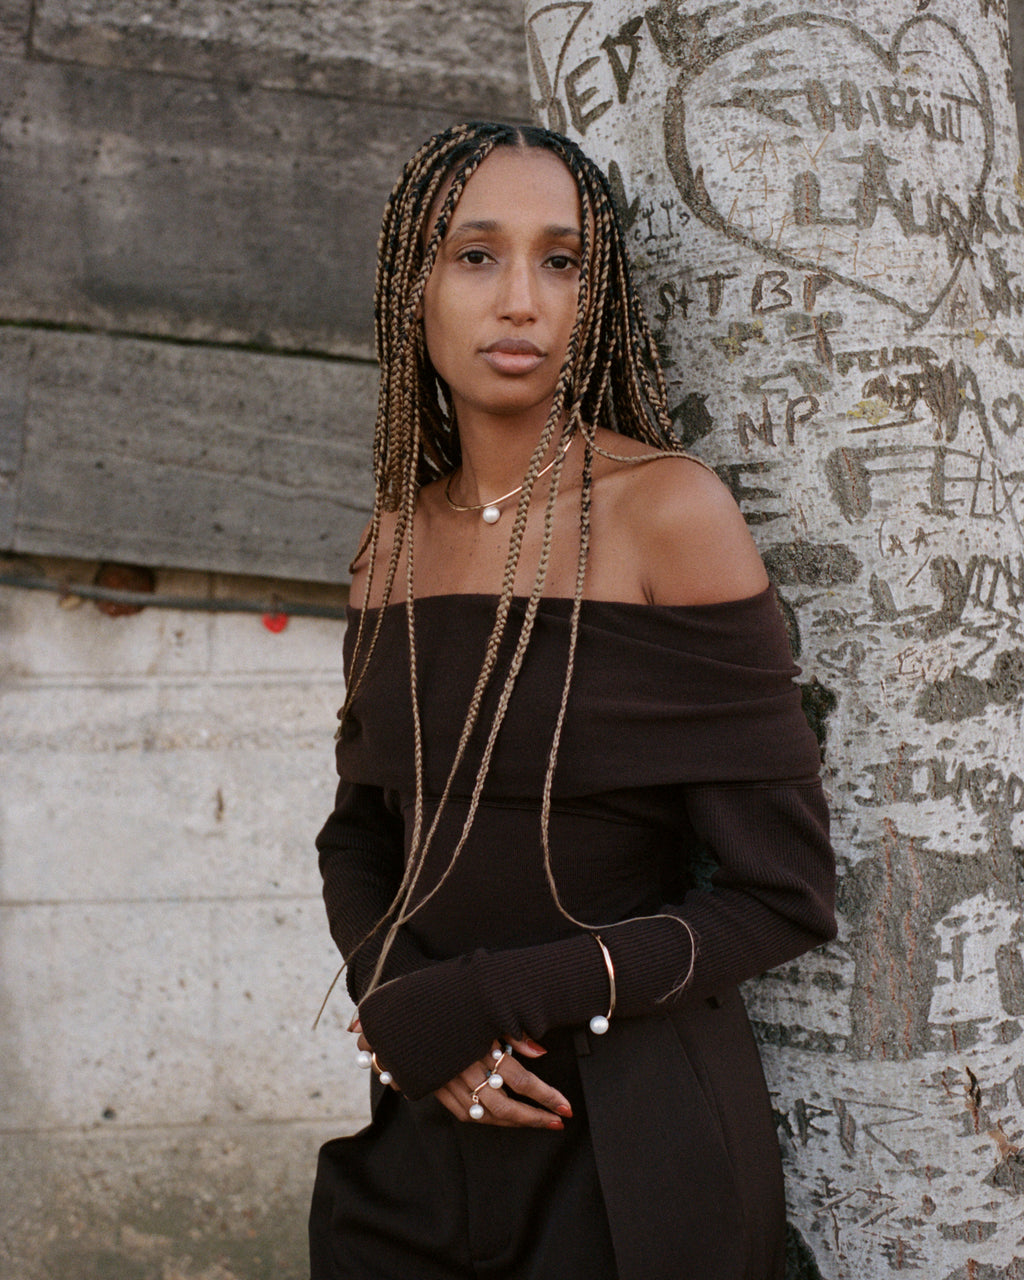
[589,933,616,1035]
[371,1053,394,1086]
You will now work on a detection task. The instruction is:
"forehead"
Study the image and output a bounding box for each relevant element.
[443,147,581,232]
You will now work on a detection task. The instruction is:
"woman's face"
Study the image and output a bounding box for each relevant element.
[421,146,582,428]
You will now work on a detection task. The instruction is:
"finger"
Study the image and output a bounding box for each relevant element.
[499,1056,573,1119]
[356,1033,371,1051]
[467,1084,565,1130]
[433,1084,465,1120]
[506,1035,547,1058]
[462,1050,569,1119]
[452,1059,565,1130]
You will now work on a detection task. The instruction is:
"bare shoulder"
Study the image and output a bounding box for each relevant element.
[605,452,769,606]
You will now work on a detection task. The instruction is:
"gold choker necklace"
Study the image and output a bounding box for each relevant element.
[444,434,575,525]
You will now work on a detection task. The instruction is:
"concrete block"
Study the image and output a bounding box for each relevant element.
[0,609,344,901]
[0,744,332,902]
[0,571,214,679]
[5,328,377,581]
[0,569,348,680]
[0,58,458,355]
[0,901,218,1128]
[206,614,345,677]
[0,3,30,56]
[0,674,163,754]
[32,0,531,119]
[211,898,368,1125]
[0,330,29,547]
[0,1123,329,1280]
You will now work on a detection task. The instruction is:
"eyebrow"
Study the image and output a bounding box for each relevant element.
[447,219,582,242]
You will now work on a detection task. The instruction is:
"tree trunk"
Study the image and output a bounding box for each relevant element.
[524,2,1024,1275]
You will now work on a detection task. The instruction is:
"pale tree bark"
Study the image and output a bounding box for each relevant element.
[523,1,1024,1275]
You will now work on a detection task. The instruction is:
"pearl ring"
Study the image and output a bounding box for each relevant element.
[469,1045,514,1120]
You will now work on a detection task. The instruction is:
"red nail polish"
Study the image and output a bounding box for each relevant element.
[556,1103,573,1118]
[523,1038,547,1055]
[548,1118,564,1130]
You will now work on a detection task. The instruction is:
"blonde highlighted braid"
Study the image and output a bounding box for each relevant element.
[341,122,696,1002]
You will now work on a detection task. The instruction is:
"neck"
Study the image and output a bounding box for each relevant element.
[452,406,570,507]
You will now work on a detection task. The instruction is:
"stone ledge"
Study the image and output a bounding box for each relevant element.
[32,0,531,118]
[0,57,460,356]
[1,327,377,581]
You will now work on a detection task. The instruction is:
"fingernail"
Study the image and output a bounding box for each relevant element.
[347,1016,361,1033]
[556,1103,573,1118]
[547,1118,564,1130]
[522,1038,547,1056]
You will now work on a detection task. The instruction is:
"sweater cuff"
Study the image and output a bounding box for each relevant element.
[357,932,609,1099]
[356,920,695,1100]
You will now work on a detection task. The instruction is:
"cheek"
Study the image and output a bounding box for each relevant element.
[423,285,474,376]
[421,284,448,370]
[554,290,579,352]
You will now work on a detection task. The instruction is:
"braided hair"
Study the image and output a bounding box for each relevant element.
[343,122,693,998]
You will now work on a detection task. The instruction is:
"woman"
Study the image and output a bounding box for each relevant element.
[310,121,836,1280]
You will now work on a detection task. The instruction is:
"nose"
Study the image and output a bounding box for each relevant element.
[498,256,539,325]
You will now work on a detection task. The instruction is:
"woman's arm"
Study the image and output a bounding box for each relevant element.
[357,775,835,1099]
[319,780,576,1127]
[316,780,430,1001]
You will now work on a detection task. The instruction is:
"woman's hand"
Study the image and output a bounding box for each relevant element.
[354,1023,571,1129]
[433,1039,572,1129]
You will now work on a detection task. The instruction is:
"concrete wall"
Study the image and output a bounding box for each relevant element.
[0,561,362,1280]
[0,3,528,1277]
[0,2,530,580]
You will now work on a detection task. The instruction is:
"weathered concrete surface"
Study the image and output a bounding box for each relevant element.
[0,0,30,56]
[1,328,376,582]
[0,59,458,358]
[1,1124,329,1280]
[525,0,1024,1274]
[0,329,29,549]
[32,0,531,119]
[0,4,501,1278]
[0,562,367,1279]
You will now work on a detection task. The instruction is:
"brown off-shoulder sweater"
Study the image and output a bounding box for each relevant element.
[317,588,836,1099]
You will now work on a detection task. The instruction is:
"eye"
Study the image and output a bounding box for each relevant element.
[458,248,493,265]
[546,252,580,272]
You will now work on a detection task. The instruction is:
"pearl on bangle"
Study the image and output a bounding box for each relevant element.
[589,1014,610,1035]
[356,1049,373,1069]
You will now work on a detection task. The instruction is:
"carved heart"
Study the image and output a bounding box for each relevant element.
[992,393,1023,435]
[663,14,993,328]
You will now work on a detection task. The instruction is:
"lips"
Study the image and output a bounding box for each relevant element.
[481,338,546,375]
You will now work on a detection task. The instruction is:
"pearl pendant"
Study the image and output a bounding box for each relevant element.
[469,1103,485,1120]
[356,1050,373,1069]
[589,1014,610,1035]
[481,505,501,524]
[487,1072,504,1090]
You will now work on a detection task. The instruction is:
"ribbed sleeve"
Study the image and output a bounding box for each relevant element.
[316,781,429,1001]
[354,779,834,1099]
